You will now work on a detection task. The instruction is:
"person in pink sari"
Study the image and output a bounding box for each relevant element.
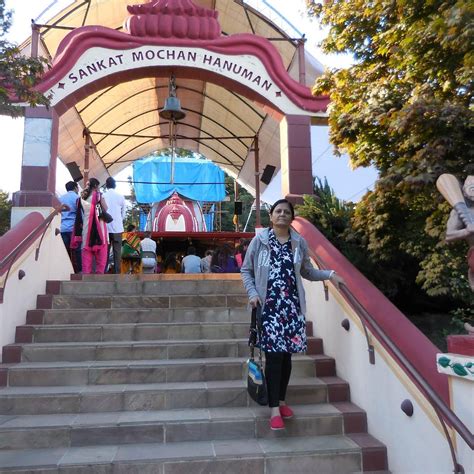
[72,178,109,274]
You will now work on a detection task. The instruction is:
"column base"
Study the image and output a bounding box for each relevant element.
[11,191,59,228]
[12,190,59,208]
[10,207,54,228]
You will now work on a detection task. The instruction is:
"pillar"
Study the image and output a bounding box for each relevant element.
[254,136,261,228]
[280,115,314,203]
[11,106,59,226]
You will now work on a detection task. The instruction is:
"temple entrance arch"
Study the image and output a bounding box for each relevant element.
[12,0,329,225]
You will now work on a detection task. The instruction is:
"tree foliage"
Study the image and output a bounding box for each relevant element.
[0,0,49,117]
[0,189,12,235]
[296,177,353,244]
[307,0,473,305]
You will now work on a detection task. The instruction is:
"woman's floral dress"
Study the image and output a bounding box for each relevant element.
[259,229,306,353]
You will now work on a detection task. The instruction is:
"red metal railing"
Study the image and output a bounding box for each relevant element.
[0,207,64,303]
[292,217,473,473]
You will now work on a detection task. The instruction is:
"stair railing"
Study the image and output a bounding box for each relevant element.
[0,206,64,303]
[308,247,473,474]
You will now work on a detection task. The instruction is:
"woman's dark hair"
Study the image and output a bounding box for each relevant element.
[81,178,100,200]
[164,252,179,271]
[126,224,136,232]
[211,244,234,271]
[269,199,295,220]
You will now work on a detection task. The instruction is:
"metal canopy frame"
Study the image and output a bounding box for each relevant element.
[21,0,324,193]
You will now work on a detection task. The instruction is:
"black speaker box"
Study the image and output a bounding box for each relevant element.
[234,201,243,215]
[260,165,276,185]
[66,161,83,183]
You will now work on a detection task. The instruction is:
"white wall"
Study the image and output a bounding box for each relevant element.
[303,279,459,474]
[0,215,72,359]
[450,376,474,472]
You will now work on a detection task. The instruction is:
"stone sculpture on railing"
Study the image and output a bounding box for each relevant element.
[436,173,474,292]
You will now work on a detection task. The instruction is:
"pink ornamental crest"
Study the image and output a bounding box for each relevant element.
[125,0,221,39]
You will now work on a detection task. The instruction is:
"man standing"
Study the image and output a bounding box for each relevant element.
[103,177,126,273]
[59,181,81,272]
[181,246,202,274]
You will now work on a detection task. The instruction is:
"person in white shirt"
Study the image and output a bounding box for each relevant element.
[181,246,202,273]
[140,232,157,273]
[103,177,126,273]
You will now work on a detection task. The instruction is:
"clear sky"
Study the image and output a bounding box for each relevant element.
[0,0,377,201]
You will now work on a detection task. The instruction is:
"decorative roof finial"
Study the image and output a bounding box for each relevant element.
[125,0,221,39]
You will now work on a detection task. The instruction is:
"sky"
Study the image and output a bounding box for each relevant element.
[0,0,377,202]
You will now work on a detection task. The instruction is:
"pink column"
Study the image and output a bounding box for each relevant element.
[280,115,314,203]
[11,106,59,225]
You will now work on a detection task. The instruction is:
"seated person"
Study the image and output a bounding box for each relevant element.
[211,244,239,273]
[121,224,142,274]
[163,252,181,274]
[181,246,202,274]
[140,231,157,273]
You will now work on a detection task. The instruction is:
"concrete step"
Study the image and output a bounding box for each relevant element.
[51,279,247,296]
[3,356,324,386]
[0,403,363,450]
[0,275,389,472]
[0,434,382,473]
[36,293,248,310]
[0,377,349,415]
[74,273,243,282]
[16,322,252,343]
[3,337,323,364]
[26,307,250,325]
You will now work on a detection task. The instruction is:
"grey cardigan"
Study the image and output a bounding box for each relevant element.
[240,228,332,315]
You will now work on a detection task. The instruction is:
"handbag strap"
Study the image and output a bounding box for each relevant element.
[249,306,263,365]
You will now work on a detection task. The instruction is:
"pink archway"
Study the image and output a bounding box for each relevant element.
[14,0,329,217]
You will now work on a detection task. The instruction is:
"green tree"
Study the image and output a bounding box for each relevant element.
[307,0,473,305]
[124,175,140,230]
[152,147,196,159]
[0,189,12,235]
[297,179,418,303]
[0,1,49,116]
[297,177,354,243]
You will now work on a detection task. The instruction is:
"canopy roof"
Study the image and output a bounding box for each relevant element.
[23,0,325,194]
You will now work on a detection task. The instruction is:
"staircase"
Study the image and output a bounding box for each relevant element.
[0,275,388,473]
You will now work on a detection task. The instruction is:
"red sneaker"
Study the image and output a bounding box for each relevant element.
[279,405,294,419]
[270,415,285,430]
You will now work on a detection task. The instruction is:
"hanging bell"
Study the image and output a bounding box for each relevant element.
[159,96,186,121]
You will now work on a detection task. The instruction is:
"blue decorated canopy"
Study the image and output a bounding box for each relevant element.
[133,156,226,204]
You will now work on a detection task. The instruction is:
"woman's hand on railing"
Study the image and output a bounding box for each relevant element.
[329,271,345,287]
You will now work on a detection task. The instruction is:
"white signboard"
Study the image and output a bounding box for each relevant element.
[47,46,314,115]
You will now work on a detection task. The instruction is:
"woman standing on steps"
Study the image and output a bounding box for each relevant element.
[72,178,109,274]
[241,199,344,430]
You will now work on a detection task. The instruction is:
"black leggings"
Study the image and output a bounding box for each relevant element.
[265,352,292,408]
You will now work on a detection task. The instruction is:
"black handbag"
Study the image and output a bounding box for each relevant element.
[96,196,113,223]
[247,306,268,406]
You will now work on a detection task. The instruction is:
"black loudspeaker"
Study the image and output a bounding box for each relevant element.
[260,165,276,185]
[66,161,83,183]
[234,201,243,215]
